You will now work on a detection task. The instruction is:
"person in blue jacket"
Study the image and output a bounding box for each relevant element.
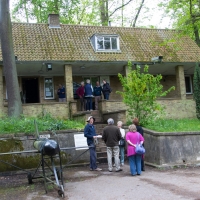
[84,79,93,111]
[84,116,102,171]
[57,84,66,102]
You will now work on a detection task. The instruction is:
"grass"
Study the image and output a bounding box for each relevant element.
[144,118,200,132]
[0,114,85,135]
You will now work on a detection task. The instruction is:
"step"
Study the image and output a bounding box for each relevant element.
[94,117,102,123]
[96,151,107,157]
[97,157,108,163]
[90,110,100,114]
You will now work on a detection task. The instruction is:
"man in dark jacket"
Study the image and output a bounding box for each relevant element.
[84,116,102,171]
[102,118,122,172]
[76,81,85,111]
[102,79,111,100]
[93,81,102,110]
[57,84,66,102]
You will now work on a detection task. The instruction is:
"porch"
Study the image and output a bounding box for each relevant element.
[0,59,197,119]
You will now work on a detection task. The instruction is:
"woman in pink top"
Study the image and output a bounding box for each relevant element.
[126,124,144,176]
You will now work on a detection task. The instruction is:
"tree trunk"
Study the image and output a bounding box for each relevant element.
[189,0,200,46]
[0,0,23,117]
[99,0,108,26]
[132,0,145,27]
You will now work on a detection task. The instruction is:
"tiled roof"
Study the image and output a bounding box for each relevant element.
[1,23,200,62]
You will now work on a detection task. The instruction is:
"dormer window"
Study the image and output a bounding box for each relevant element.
[90,34,120,52]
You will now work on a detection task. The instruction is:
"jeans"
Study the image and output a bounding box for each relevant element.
[89,143,97,170]
[128,154,142,175]
[119,146,125,164]
[104,93,109,100]
[107,146,120,171]
[85,97,92,110]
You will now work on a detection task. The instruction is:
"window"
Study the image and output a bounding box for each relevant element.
[185,76,193,94]
[44,77,54,99]
[90,34,120,52]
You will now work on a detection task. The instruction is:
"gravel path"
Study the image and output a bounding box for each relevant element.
[1,163,200,200]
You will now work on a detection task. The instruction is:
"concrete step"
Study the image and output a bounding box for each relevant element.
[94,117,102,123]
[97,157,108,163]
[90,110,100,115]
[97,151,107,157]
[95,124,107,128]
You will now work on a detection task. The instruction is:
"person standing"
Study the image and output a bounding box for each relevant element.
[84,116,102,171]
[117,121,126,166]
[76,81,85,111]
[57,84,66,102]
[93,81,102,110]
[102,118,122,172]
[133,117,145,171]
[102,79,111,100]
[84,79,93,111]
[126,124,144,176]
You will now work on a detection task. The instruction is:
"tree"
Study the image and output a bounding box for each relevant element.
[99,0,134,26]
[0,0,23,117]
[131,0,145,27]
[11,0,147,27]
[117,61,175,125]
[193,63,200,119]
[12,0,80,24]
[159,0,200,46]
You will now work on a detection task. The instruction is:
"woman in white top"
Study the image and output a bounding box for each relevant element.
[117,121,126,165]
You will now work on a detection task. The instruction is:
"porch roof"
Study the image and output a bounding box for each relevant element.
[0,23,200,63]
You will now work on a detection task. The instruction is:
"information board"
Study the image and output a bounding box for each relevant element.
[74,133,88,150]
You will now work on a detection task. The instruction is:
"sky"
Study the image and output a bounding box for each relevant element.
[10,0,173,29]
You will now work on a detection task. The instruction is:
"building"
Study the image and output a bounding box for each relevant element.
[0,14,199,120]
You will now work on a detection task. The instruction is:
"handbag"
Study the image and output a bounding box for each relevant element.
[135,133,145,155]
[119,138,125,147]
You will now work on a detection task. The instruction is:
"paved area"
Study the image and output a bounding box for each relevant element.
[1,163,200,200]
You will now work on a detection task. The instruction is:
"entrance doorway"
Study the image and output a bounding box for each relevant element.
[22,78,39,103]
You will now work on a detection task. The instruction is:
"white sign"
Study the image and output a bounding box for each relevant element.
[39,134,50,139]
[74,133,88,150]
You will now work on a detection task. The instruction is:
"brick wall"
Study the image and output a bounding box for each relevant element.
[160,75,177,98]
[22,103,69,119]
[109,76,123,100]
[39,76,65,103]
[100,99,196,119]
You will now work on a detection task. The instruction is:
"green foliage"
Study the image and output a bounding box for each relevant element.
[193,63,200,119]
[0,113,84,134]
[117,61,175,126]
[145,118,200,132]
[159,0,200,45]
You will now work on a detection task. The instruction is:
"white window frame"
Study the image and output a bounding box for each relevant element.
[185,75,193,94]
[44,77,54,99]
[94,35,120,52]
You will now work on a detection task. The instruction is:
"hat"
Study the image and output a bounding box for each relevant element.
[86,116,95,122]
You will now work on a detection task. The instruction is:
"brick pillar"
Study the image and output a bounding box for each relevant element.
[64,65,73,102]
[175,65,186,99]
[0,66,4,115]
[123,65,128,77]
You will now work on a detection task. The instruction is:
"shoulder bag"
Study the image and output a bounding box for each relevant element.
[119,138,125,147]
[135,133,145,155]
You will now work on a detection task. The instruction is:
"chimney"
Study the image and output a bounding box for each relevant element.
[48,14,60,28]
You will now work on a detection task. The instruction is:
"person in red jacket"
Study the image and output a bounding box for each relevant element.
[76,81,85,111]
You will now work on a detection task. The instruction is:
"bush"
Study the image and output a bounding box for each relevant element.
[0,114,85,134]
